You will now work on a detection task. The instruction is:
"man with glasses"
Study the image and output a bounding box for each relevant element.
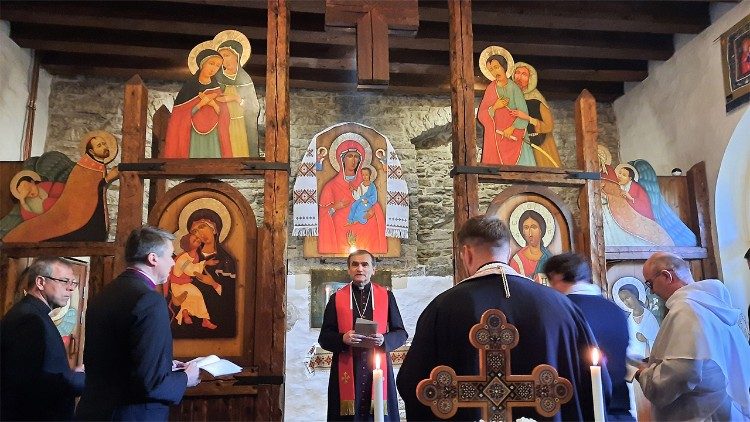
[635,252,750,420]
[1,257,86,420]
[76,226,200,421]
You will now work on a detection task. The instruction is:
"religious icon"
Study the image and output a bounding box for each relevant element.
[485,187,573,285]
[511,61,562,168]
[167,198,237,338]
[606,262,665,360]
[598,145,697,247]
[292,122,409,258]
[150,182,256,359]
[477,46,534,166]
[720,14,750,111]
[164,30,261,158]
[214,30,261,157]
[2,131,120,242]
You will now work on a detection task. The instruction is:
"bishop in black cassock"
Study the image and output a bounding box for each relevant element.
[397,215,610,421]
[318,250,408,421]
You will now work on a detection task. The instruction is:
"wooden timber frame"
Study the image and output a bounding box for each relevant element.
[447,0,717,288]
[112,1,289,420]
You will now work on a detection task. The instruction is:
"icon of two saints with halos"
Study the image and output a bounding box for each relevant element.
[477,46,561,168]
[164,30,261,159]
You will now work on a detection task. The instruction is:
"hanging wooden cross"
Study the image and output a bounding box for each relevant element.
[416,309,573,421]
[325,0,418,88]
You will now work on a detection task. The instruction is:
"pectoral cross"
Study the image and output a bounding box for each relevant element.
[416,309,573,421]
[325,0,418,88]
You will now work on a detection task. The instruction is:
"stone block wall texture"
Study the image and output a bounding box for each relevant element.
[43,75,619,276]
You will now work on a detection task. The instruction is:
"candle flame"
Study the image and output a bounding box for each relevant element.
[375,352,381,370]
[591,347,600,366]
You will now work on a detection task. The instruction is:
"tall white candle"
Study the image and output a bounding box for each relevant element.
[590,348,605,422]
[373,352,384,422]
[324,285,331,304]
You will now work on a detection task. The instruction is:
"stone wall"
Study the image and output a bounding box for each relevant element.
[43,76,619,274]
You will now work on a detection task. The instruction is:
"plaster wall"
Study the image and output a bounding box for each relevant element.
[613,1,750,310]
[0,21,51,161]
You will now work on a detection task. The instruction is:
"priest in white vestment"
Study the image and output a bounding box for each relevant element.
[636,252,750,421]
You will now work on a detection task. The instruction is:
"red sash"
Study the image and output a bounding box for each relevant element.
[335,283,389,416]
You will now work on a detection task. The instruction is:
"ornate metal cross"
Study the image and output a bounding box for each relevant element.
[416,309,573,421]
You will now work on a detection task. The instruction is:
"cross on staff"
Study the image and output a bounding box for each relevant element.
[416,309,573,421]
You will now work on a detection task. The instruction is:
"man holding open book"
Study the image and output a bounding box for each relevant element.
[318,249,408,421]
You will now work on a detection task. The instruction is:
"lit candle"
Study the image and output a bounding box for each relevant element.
[373,352,384,422]
[324,285,331,304]
[590,348,605,422]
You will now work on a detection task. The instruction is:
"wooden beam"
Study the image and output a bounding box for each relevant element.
[40,63,625,102]
[146,105,169,213]
[605,246,708,260]
[574,90,606,287]
[449,0,478,283]
[0,242,118,258]
[158,0,710,34]
[117,158,273,178]
[253,1,289,419]
[113,75,148,275]
[686,162,718,279]
[7,15,673,62]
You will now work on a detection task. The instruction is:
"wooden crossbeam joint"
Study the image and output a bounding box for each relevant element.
[325,0,418,87]
[416,309,573,421]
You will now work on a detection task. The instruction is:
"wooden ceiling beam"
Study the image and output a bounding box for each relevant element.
[6,5,672,61]
[160,0,709,34]
[41,64,622,102]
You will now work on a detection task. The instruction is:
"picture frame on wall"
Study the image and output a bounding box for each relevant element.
[720,14,750,112]
[309,269,392,328]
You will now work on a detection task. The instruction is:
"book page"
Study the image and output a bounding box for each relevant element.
[201,359,242,377]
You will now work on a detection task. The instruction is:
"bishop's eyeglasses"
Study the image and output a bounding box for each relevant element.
[42,275,80,289]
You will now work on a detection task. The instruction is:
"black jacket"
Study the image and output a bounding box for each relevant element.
[76,270,187,421]
[1,295,85,420]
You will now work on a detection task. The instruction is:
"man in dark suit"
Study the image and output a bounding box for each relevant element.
[1,257,86,420]
[76,226,200,421]
[544,252,634,421]
[397,216,609,421]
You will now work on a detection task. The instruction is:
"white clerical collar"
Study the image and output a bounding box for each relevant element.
[567,281,603,296]
[461,261,522,283]
[460,261,523,298]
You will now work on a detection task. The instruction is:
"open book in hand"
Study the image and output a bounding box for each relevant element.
[189,355,242,377]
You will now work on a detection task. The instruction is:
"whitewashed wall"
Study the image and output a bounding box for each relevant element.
[613,2,750,312]
[284,274,453,421]
[0,21,51,161]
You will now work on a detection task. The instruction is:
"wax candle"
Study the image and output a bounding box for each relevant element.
[373,352,384,422]
[324,285,331,304]
[590,347,605,422]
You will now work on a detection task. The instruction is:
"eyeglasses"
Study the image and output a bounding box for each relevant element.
[644,269,669,290]
[42,275,80,289]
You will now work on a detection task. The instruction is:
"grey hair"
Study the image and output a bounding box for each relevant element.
[124,225,175,264]
[24,257,74,290]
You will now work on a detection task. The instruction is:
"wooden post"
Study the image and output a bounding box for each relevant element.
[255,0,289,420]
[574,90,606,287]
[113,75,148,275]
[147,105,170,213]
[448,0,478,282]
[686,162,718,279]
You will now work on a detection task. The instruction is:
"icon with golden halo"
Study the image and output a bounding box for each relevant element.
[476,45,536,167]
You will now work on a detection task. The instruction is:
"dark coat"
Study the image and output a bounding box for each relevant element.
[1,295,85,421]
[568,293,633,418]
[76,270,187,421]
[397,271,612,421]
